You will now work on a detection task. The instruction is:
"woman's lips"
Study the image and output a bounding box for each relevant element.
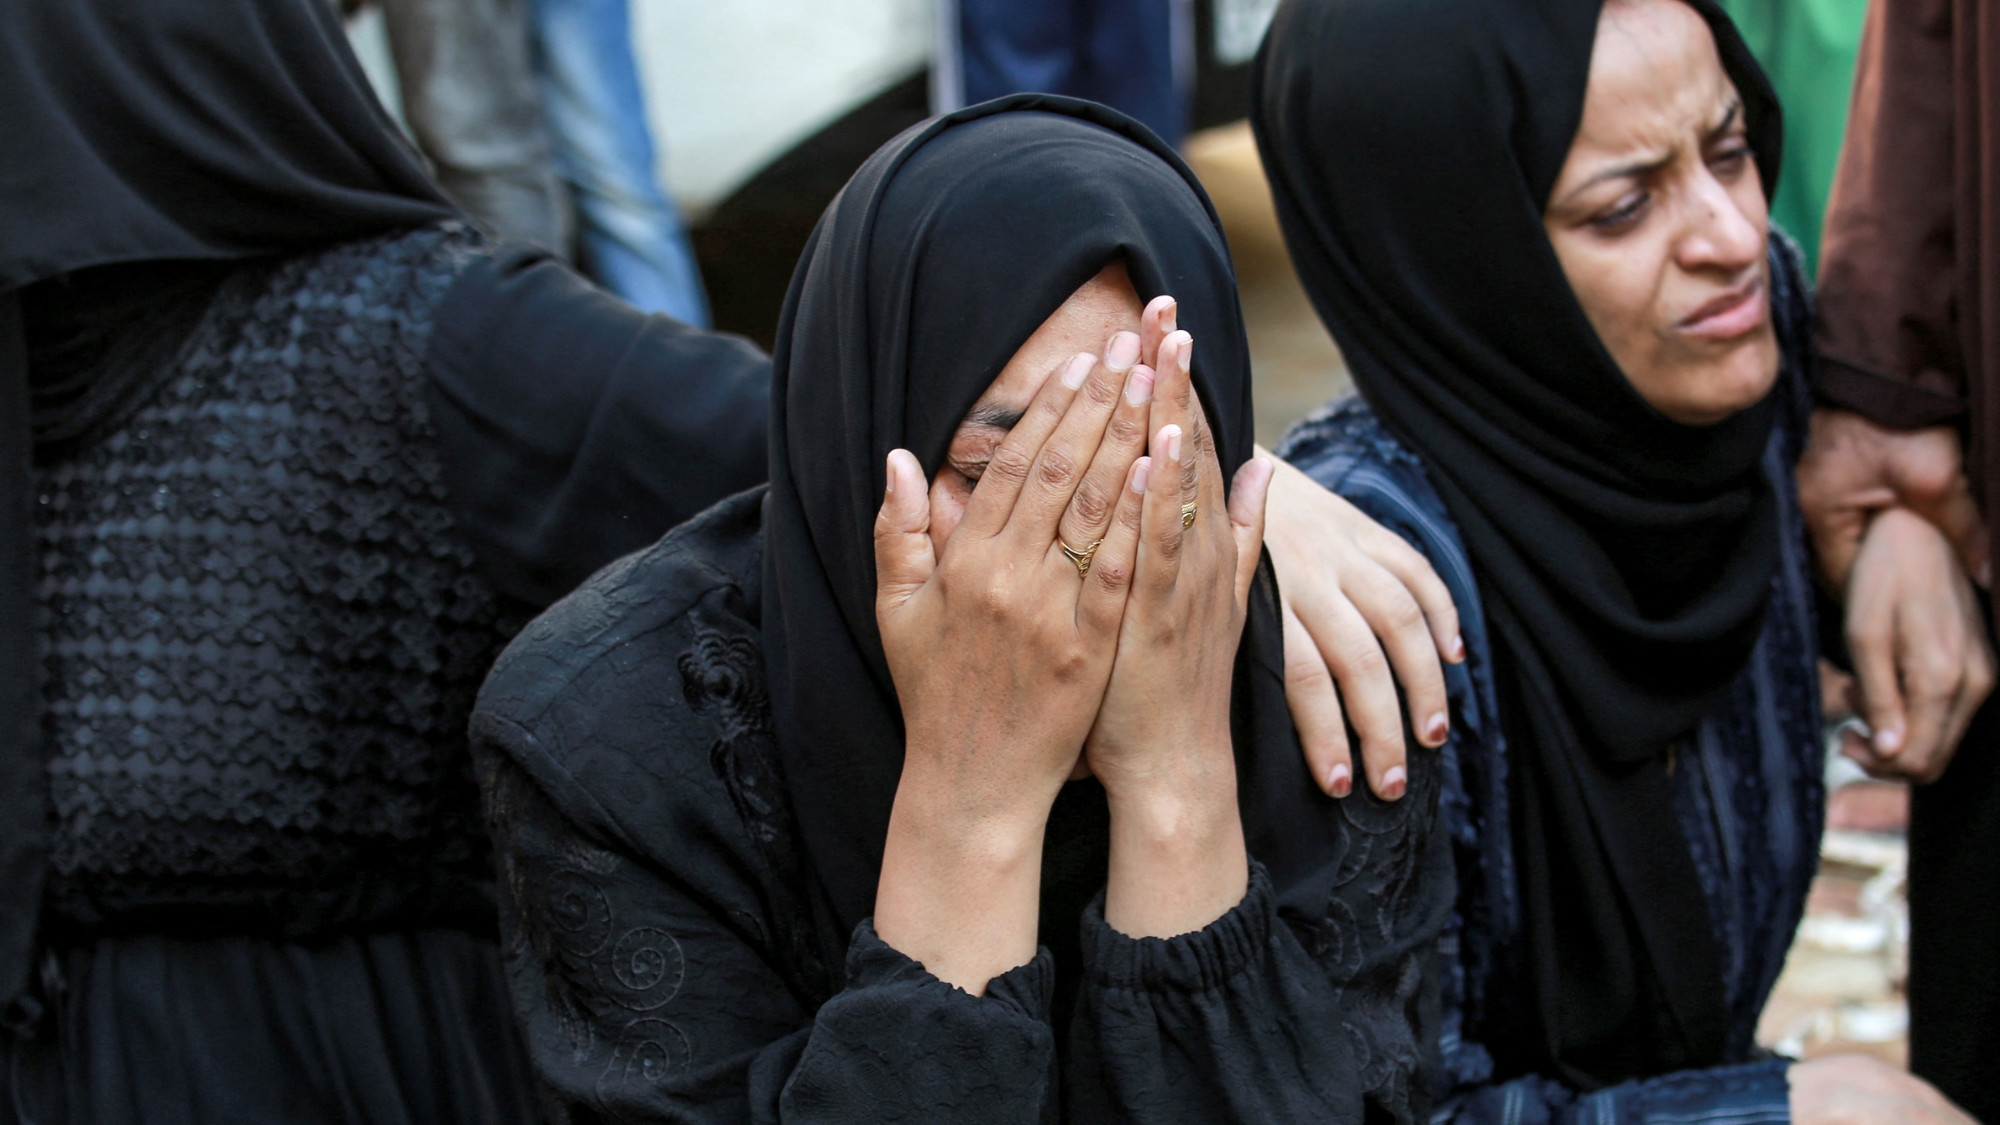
[1678,276,1768,340]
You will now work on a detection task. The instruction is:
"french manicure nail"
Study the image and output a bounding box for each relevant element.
[1164,425,1183,463]
[1329,762,1352,797]
[1382,766,1407,800]
[1061,353,1094,390]
[1107,332,1141,371]
[1125,366,1155,406]
[1132,457,1152,495]
[1423,712,1448,744]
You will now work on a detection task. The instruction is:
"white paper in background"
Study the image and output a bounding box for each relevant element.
[632,0,934,216]
[1214,0,1280,65]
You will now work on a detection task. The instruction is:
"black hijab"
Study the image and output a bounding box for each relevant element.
[760,95,1342,975]
[0,0,455,1022]
[1252,0,1784,1089]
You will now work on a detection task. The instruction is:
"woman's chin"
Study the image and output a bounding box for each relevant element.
[1650,339,1780,425]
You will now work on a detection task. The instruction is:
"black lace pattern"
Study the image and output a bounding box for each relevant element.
[34,223,527,935]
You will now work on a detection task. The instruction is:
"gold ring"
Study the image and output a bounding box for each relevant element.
[1181,501,1198,530]
[1059,537,1102,579]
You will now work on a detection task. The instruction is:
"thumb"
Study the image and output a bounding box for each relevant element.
[1229,454,1275,609]
[874,449,935,620]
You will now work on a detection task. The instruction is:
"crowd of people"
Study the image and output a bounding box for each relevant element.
[0,0,1992,1123]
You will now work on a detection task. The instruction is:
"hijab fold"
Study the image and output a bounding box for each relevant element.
[758,96,1345,976]
[0,0,455,1019]
[1252,0,1786,1088]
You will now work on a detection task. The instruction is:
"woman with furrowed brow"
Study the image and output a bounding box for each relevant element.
[1257,0,1979,1121]
[471,95,1449,1124]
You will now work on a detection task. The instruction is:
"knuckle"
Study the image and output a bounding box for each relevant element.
[1106,411,1146,449]
[1036,447,1079,489]
[1069,480,1113,528]
[985,447,1031,488]
[1153,527,1184,565]
[1091,557,1130,592]
[1083,371,1121,408]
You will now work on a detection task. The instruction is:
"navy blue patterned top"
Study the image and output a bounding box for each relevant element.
[1274,237,1824,1125]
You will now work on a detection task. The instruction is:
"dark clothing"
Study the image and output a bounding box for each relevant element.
[1275,233,1824,1124]
[1250,0,1790,1088]
[472,488,1449,1124]
[1815,1,2000,1113]
[949,0,1186,147]
[3,222,769,1123]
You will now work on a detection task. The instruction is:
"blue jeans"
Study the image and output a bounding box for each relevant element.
[529,0,710,325]
[953,0,1185,148]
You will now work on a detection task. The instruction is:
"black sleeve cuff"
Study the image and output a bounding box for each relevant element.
[1817,354,1966,430]
[847,917,1055,1023]
[1079,861,1271,995]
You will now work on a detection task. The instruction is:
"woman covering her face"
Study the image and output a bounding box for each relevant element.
[1257,0,1971,1121]
[471,96,1452,1124]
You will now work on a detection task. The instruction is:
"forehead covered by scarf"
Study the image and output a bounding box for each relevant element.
[761,96,1314,954]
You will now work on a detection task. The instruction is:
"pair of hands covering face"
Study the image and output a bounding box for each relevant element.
[869,297,1461,991]
[1797,409,1995,783]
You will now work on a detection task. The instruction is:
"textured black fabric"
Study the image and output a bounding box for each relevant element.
[759,95,1336,974]
[472,489,1449,1121]
[0,0,456,1011]
[1250,0,1784,1089]
[425,246,771,608]
[33,225,518,940]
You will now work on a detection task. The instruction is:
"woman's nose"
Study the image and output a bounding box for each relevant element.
[1673,174,1764,275]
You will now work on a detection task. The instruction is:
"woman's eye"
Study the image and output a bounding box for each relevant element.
[1708,144,1752,177]
[1591,193,1649,232]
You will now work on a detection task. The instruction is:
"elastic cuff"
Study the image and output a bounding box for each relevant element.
[1081,861,1270,994]
[848,918,1055,1023]
[1816,355,1966,430]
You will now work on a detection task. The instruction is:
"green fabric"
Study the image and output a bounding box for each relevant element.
[1720,0,1869,274]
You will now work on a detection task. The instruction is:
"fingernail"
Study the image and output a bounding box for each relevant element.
[1423,712,1448,745]
[1106,332,1141,371]
[1125,366,1155,407]
[1061,353,1094,390]
[1176,333,1192,375]
[1874,726,1903,754]
[1381,766,1407,800]
[1450,635,1466,662]
[1132,457,1152,495]
[1163,424,1183,463]
[1329,762,1351,797]
[1161,297,1177,333]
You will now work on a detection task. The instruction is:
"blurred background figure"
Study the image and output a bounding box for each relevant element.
[932,0,1195,147]
[365,0,713,323]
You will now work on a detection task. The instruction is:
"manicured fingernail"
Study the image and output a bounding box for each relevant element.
[884,452,897,493]
[1132,456,1152,495]
[1329,762,1352,797]
[1163,425,1183,463]
[1450,635,1466,662]
[1176,333,1192,375]
[1874,726,1903,754]
[1423,712,1448,745]
[1061,353,1094,390]
[1161,297,1177,333]
[1106,331,1141,371]
[1125,366,1155,406]
[1381,766,1407,800]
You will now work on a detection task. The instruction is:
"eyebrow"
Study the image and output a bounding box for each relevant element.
[1554,96,1746,205]
[962,403,1025,431]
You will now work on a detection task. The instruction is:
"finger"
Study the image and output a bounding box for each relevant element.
[1139,295,1176,372]
[1228,454,1273,609]
[1362,523,1466,664]
[1934,487,1992,588]
[1137,423,1189,594]
[1157,332,1203,504]
[1013,334,1140,542]
[957,352,1094,540]
[873,449,936,621]
[1078,455,1150,632]
[1057,363,1155,560]
[1331,558,1452,749]
[1304,586,1409,799]
[1848,608,1909,765]
[1284,602,1355,797]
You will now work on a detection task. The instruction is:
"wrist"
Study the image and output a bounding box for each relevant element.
[1102,754,1248,939]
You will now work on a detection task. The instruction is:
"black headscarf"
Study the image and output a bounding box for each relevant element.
[0,0,455,1022]
[760,95,1338,974]
[1251,0,1784,1089]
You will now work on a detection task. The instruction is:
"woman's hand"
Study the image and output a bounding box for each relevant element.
[873,343,1155,992]
[1840,507,1995,783]
[1262,454,1463,800]
[1086,329,1273,939]
[1789,1055,1976,1125]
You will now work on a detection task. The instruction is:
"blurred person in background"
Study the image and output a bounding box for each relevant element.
[1803,0,2000,1117]
[1255,0,1982,1121]
[933,0,1194,147]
